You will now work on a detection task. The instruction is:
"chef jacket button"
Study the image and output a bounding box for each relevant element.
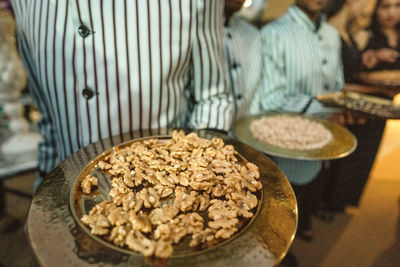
[232,62,239,69]
[78,25,91,38]
[82,88,95,100]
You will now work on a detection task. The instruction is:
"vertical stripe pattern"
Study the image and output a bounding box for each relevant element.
[224,15,263,121]
[260,5,344,118]
[10,0,233,177]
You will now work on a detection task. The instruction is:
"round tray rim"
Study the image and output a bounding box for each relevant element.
[28,129,298,267]
[233,112,358,161]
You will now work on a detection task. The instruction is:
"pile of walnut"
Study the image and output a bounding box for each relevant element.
[80,130,262,258]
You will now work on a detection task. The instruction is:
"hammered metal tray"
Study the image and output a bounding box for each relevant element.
[317,91,400,119]
[233,112,357,161]
[71,136,262,257]
[27,129,298,267]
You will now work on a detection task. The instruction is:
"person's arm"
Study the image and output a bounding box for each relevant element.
[189,0,234,132]
[371,48,400,63]
[13,9,59,177]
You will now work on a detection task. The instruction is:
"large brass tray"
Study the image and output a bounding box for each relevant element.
[27,129,297,267]
[233,112,357,161]
[317,91,400,119]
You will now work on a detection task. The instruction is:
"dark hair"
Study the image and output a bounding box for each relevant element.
[325,0,346,18]
[369,0,400,41]
[370,0,400,31]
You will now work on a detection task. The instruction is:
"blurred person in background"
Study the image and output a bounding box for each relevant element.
[326,0,375,83]
[224,0,263,122]
[260,0,344,241]
[327,0,400,98]
[363,0,400,71]
[313,0,398,219]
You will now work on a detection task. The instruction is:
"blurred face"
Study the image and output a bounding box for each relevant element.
[296,0,329,14]
[376,0,400,28]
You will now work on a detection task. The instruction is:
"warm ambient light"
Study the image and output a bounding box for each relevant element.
[393,93,400,105]
[243,0,253,8]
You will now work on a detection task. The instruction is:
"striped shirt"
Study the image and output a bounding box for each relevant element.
[10,0,233,178]
[260,5,344,117]
[260,5,344,185]
[224,15,262,121]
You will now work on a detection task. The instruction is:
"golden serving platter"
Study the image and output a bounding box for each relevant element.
[233,112,357,161]
[317,91,400,119]
[27,129,297,267]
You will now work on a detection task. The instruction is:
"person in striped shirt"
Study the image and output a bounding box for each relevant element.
[260,0,344,241]
[9,0,234,190]
[224,0,263,122]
